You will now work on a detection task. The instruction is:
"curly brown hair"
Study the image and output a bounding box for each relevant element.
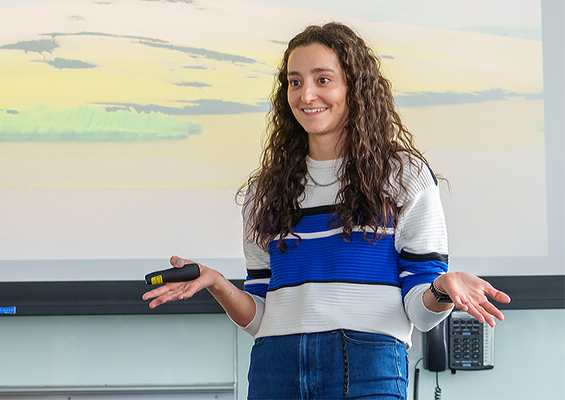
[241,22,426,253]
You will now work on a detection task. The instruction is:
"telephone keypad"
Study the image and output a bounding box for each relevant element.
[449,313,488,370]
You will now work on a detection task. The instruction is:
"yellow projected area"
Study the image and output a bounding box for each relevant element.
[0,0,545,260]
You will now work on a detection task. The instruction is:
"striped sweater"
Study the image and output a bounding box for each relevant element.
[238,155,452,347]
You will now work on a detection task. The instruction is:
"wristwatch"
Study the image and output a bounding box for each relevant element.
[430,278,453,303]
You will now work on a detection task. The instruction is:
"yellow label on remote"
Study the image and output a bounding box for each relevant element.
[151,275,163,285]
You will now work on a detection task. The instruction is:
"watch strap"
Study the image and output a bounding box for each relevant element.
[430,279,453,303]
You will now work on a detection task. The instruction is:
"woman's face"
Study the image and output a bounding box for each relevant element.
[286,43,349,160]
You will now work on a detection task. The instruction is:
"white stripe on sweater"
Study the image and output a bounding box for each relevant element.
[256,282,415,346]
[274,226,395,241]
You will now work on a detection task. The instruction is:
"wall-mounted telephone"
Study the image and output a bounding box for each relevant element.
[423,310,495,372]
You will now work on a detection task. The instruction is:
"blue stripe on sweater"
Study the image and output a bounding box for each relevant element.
[268,229,401,291]
[293,212,337,234]
[398,258,448,297]
[244,280,269,298]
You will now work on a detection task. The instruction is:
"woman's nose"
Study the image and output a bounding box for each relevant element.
[301,82,317,103]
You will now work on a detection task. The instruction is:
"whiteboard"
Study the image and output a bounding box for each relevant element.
[0,314,236,387]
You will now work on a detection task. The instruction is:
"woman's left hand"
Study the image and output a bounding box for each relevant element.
[434,272,511,327]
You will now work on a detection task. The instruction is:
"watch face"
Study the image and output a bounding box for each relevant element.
[437,295,454,303]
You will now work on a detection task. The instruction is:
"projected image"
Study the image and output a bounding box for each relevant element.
[0,0,544,266]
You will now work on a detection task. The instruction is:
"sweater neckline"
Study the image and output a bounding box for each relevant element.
[306,156,343,172]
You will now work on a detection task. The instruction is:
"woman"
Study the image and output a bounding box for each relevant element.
[143,23,511,399]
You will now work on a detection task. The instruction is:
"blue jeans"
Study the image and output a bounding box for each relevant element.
[248,330,408,400]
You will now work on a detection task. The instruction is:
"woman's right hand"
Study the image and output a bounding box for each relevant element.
[143,255,257,327]
[142,256,222,309]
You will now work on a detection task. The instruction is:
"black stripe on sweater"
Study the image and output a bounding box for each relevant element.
[400,250,448,264]
[300,205,337,216]
[247,269,272,279]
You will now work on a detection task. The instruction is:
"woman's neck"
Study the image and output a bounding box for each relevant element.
[307,134,343,161]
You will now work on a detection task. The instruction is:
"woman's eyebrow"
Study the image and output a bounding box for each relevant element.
[311,67,336,74]
[287,67,336,76]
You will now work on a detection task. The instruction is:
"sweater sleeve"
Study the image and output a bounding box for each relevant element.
[394,158,452,331]
[232,186,270,337]
[404,283,453,332]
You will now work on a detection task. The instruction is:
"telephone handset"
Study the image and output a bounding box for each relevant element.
[423,310,495,372]
[422,318,448,372]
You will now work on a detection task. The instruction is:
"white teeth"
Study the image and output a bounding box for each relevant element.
[303,108,327,114]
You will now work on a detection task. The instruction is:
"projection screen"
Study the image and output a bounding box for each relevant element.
[0,0,562,284]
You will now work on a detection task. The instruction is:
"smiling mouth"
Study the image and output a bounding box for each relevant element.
[302,108,327,114]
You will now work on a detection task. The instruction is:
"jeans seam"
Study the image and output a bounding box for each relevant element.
[395,341,402,398]
[299,333,306,400]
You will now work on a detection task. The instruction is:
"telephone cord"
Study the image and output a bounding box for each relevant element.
[434,371,442,400]
[413,358,423,400]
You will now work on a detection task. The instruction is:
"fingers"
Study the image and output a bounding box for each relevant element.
[142,284,173,301]
[451,289,506,328]
[476,285,510,325]
[473,303,496,327]
[170,255,187,268]
[142,281,185,304]
[147,286,187,308]
[480,279,511,304]
[454,297,505,327]
[451,294,469,313]
[169,255,200,270]
[459,301,496,327]
[469,305,486,324]
[480,300,505,323]
[148,293,176,309]
[143,278,204,309]
[492,290,512,304]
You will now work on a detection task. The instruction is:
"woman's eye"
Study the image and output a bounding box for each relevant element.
[289,79,301,87]
[319,77,330,84]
